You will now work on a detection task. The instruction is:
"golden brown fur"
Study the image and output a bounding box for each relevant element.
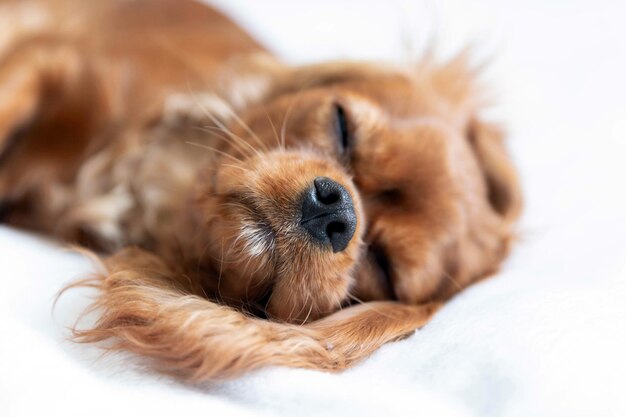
[0,0,521,380]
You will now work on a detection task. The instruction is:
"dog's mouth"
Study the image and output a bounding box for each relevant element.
[213,198,404,321]
[248,284,274,319]
[223,196,398,319]
[367,242,398,301]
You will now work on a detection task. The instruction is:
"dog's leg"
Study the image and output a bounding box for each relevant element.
[65,247,440,381]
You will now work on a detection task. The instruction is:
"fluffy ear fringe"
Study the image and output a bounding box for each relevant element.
[59,247,440,382]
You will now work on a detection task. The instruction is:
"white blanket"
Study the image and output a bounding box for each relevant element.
[2,1,626,416]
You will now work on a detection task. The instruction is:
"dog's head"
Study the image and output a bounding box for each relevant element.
[194,57,521,323]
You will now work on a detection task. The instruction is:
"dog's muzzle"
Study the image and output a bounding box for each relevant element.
[300,177,357,252]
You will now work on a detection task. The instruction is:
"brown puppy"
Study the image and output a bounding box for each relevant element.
[0,0,521,380]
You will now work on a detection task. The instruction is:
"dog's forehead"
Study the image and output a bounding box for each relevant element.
[343,88,462,140]
[331,69,464,126]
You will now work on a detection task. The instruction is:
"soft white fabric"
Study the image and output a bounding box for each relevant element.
[2,1,626,416]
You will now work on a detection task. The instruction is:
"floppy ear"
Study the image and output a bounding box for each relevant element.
[467,118,522,225]
[428,50,522,224]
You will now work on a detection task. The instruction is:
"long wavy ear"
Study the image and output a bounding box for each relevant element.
[429,51,522,225]
[64,247,440,381]
[467,118,523,225]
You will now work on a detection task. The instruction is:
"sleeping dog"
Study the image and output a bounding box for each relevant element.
[0,0,521,380]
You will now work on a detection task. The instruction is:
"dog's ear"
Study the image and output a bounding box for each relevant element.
[429,52,522,224]
[467,118,522,224]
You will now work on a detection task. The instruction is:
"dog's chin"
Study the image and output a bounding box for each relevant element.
[199,150,365,323]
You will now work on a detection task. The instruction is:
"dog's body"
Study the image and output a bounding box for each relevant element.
[0,0,521,380]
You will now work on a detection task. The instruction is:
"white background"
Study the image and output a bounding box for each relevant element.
[1,1,626,416]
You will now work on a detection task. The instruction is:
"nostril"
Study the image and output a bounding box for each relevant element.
[314,177,345,206]
[326,221,346,237]
[317,189,340,205]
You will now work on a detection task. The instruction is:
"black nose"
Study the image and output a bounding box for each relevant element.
[300,177,357,253]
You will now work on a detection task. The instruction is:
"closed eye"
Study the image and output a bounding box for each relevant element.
[334,103,351,152]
